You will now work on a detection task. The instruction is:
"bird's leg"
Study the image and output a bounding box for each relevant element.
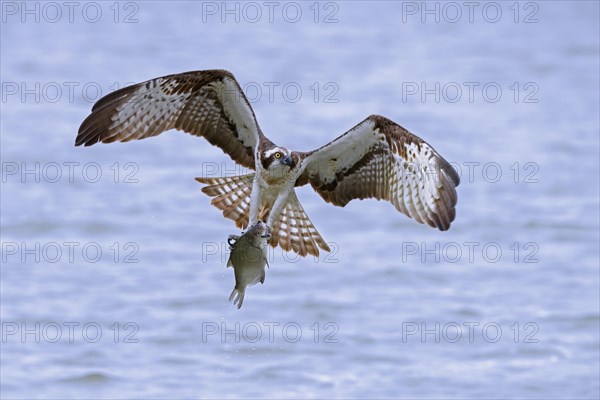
[247,176,262,228]
[266,190,290,229]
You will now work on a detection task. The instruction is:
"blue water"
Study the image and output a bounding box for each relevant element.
[1,1,599,398]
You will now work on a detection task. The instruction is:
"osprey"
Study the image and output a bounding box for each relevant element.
[76,70,460,257]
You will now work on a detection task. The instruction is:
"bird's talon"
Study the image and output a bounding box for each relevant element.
[228,235,240,247]
[263,225,272,238]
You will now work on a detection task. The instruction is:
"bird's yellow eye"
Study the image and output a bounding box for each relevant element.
[275,152,281,159]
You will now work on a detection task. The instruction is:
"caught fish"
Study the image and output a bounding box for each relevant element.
[227,221,270,309]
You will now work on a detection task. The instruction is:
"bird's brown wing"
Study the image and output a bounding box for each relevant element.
[76,69,265,169]
[297,115,460,230]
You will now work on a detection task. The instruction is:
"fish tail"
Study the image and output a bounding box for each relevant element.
[228,288,245,309]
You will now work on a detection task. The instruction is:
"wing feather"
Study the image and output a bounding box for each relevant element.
[297,115,460,231]
[76,69,263,169]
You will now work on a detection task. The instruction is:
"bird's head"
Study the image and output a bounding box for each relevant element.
[261,146,294,177]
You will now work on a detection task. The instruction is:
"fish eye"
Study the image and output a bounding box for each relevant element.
[274,152,281,159]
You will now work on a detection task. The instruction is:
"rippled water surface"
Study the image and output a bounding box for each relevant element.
[1,1,599,399]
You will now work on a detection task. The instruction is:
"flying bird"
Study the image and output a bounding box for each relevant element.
[76,69,460,257]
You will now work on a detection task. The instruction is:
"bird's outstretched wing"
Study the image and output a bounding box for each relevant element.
[296,115,460,230]
[76,69,265,169]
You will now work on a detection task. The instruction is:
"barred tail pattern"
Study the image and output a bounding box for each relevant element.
[195,174,256,229]
[269,191,330,257]
[195,174,330,257]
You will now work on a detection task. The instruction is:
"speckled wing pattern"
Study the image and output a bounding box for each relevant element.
[297,115,460,231]
[76,69,261,169]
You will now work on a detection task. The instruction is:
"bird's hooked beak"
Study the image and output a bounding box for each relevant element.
[281,154,293,167]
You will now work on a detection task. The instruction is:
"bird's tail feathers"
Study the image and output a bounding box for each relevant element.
[269,191,330,257]
[195,174,256,229]
[195,174,329,258]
